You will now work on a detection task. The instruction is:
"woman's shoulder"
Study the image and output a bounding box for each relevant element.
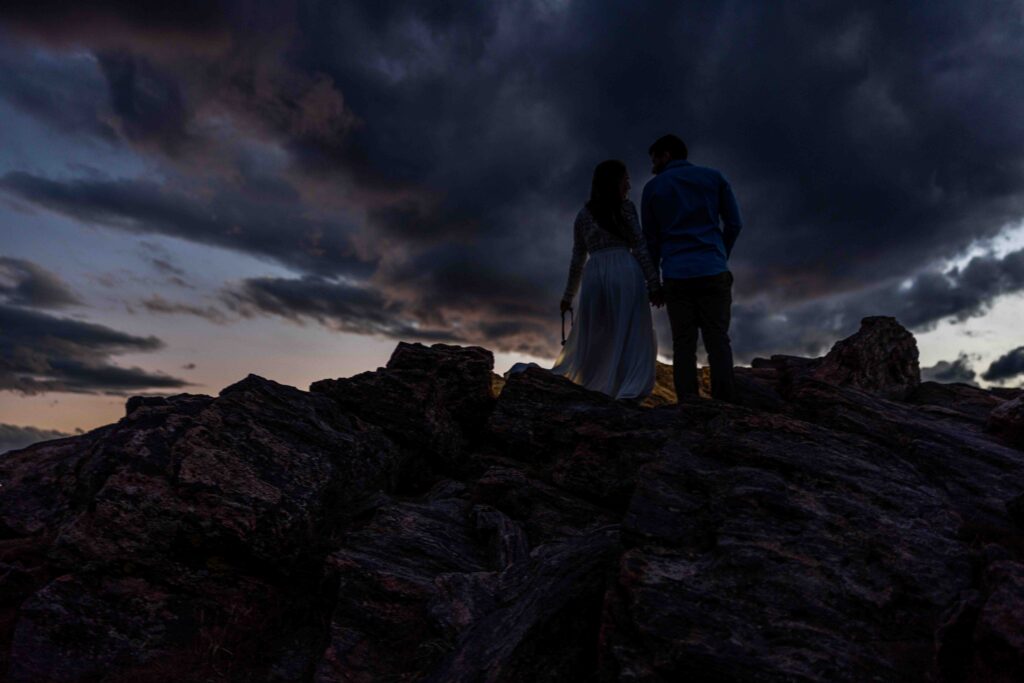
[622,199,640,221]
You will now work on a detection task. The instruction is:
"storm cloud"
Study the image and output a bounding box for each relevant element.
[0,256,80,308]
[0,257,188,395]
[0,171,375,279]
[982,346,1024,383]
[2,2,1024,359]
[0,303,189,395]
[223,275,466,345]
[733,246,1024,359]
[921,354,978,386]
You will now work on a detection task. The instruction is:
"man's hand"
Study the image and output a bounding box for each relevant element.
[560,299,573,315]
[649,288,665,308]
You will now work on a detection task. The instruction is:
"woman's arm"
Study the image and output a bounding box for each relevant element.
[623,200,662,292]
[561,211,588,308]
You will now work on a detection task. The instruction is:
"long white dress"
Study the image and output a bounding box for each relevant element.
[509,200,659,399]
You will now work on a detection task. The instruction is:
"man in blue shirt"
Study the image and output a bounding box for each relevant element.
[641,134,742,403]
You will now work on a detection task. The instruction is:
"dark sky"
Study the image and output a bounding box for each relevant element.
[2,0,1024,427]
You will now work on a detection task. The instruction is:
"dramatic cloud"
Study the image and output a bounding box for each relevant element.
[2,2,1024,360]
[0,258,187,395]
[0,256,80,308]
[0,303,189,395]
[982,346,1024,383]
[223,275,464,344]
[0,172,374,280]
[0,423,72,454]
[921,354,978,386]
[0,43,117,141]
[95,50,191,156]
[732,247,1024,359]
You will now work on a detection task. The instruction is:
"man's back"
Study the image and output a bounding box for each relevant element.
[641,159,742,279]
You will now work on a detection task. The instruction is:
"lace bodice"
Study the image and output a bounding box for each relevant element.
[561,200,661,304]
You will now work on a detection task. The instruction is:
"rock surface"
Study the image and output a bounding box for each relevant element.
[989,397,1024,449]
[1,318,1022,682]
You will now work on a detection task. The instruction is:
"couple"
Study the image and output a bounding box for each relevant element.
[534,134,743,403]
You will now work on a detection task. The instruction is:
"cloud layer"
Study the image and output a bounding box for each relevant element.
[0,256,80,308]
[0,259,189,395]
[2,2,1024,361]
[0,304,189,395]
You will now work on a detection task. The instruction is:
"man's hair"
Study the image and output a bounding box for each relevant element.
[648,134,688,160]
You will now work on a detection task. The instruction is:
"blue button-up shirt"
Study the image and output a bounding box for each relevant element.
[641,159,742,280]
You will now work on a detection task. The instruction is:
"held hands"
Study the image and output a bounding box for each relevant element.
[649,287,665,308]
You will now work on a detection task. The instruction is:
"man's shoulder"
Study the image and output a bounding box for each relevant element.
[645,164,719,191]
[681,162,722,178]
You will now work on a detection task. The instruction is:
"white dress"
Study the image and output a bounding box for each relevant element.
[509,200,659,399]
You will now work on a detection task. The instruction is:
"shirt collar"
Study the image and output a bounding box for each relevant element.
[665,159,692,170]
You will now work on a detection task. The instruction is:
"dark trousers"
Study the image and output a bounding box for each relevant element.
[664,271,736,402]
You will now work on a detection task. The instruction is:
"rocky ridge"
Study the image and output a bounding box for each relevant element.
[1,316,1023,682]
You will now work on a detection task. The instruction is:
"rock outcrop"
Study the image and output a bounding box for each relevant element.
[811,315,921,398]
[1,317,1023,682]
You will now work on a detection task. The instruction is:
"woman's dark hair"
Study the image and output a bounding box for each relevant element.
[586,159,629,241]
[648,134,688,160]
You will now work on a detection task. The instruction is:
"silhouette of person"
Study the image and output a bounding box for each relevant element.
[641,134,742,403]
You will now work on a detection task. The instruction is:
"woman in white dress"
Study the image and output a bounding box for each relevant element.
[546,160,662,399]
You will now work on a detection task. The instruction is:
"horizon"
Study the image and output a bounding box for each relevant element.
[3,2,1024,451]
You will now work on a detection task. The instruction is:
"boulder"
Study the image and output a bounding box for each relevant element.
[311,343,495,480]
[811,316,921,399]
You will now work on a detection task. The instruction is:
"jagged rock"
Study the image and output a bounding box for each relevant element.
[989,396,1024,448]
[311,343,495,480]
[748,318,921,402]
[7,574,189,682]
[385,342,496,430]
[2,322,1023,682]
[315,497,491,682]
[48,376,400,576]
[812,316,921,398]
[471,466,619,545]
[424,526,619,683]
[486,368,669,509]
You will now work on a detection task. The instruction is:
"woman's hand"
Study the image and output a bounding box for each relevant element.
[560,299,573,314]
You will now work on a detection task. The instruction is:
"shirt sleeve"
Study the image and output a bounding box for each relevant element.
[561,211,588,304]
[623,200,661,290]
[640,183,661,277]
[719,176,743,257]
